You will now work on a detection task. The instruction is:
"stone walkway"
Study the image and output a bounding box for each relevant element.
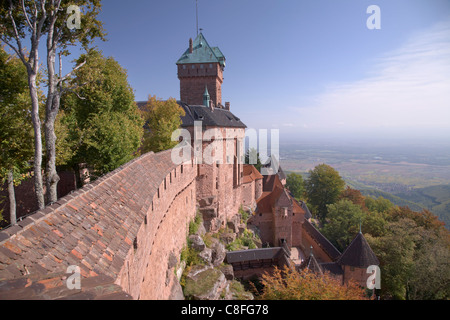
[290,247,306,266]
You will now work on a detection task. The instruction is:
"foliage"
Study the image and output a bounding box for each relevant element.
[0,47,34,174]
[140,95,185,154]
[239,205,250,224]
[61,49,144,177]
[1,0,107,206]
[321,200,364,251]
[256,266,367,300]
[189,213,203,235]
[364,195,394,214]
[286,172,304,200]
[0,46,34,223]
[226,229,259,251]
[304,164,346,222]
[374,206,450,300]
[82,110,143,175]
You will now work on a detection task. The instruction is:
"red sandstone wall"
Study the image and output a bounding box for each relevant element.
[273,191,293,247]
[301,229,333,264]
[178,63,223,106]
[241,181,256,209]
[342,265,368,287]
[0,171,77,226]
[116,161,197,299]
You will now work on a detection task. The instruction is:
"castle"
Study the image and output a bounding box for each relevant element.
[0,33,378,299]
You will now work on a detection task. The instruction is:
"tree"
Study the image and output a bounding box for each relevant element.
[0,47,34,225]
[140,95,185,154]
[365,196,394,214]
[340,187,367,211]
[286,172,304,200]
[366,206,450,300]
[1,0,106,207]
[82,111,143,176]
[256,266,367,300]
[304,164,346,222]
[321,200,365,251]
[61,49,143,179]
[367,218,420,300]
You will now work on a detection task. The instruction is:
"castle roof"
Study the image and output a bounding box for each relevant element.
[176,33,226,67]
[243,165,263,184]
[178,101,247,129]
[136,100,247,129]
[302,220,341,261]
[337,232,379,268]
[225,247,287,264]
[300,253,323,275]
[0,150,181,282]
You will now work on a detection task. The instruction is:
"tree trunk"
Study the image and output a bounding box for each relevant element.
[29,73,45,210]
[7,169,16,226]
[45,110,60,204]
[44,47,60,204]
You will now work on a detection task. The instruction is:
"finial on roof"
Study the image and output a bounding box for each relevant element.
[203,86,210,107]
[359,218,362,234]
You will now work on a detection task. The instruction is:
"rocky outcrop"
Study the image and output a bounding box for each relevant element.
[180,212,257,301]
[183,266,227,300]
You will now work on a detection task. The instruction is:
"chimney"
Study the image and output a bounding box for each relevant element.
[189,38,193,54]
[225,102,230,111]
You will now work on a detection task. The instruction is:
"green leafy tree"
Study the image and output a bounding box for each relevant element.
[140,95,185,154]
[0,47,34,225]
[321,200,364,251]
[61,49,143,179]
[365,196,394,214]
[1,0,106,207]
[367,206,450,300]
[305,164,346,222]
[367,218,420,300]
[286,172,305,200]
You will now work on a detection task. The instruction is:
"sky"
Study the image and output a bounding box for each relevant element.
[82,0,450,143]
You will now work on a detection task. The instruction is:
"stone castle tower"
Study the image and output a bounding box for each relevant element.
[177,33,226,107]
[176,33,247,232]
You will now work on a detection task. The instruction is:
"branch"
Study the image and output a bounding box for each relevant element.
[60,82,88,100]
[21,0,33,30]
[7,0,26,64]
[58,59,86,85]
[35,0,47,42]
[0,36,27,66]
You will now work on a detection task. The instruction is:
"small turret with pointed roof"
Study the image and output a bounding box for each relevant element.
[337,231,379,268]
[203,86,211,108]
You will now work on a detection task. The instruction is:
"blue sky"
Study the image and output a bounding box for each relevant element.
[85,0,450,142]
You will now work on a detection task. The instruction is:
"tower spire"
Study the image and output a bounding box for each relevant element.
[196,0,199,36]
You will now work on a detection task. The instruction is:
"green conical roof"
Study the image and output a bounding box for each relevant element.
[176,33,225,67]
